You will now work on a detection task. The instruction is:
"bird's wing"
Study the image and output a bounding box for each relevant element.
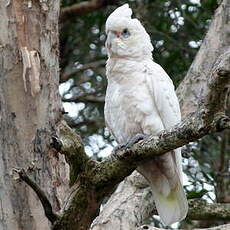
[145,61,181,130]
[145,60,183,179]
[140,61,188,225]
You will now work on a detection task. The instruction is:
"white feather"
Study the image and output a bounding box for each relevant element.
[104,4,188,225]
[105,4,132,33]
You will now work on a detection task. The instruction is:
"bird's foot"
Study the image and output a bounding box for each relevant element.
[112,134,146,154]
[125,133,146,148]
[112,144,126,154]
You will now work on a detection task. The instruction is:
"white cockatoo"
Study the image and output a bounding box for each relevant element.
[104,4,188,226]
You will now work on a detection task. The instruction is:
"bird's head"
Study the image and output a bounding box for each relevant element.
[105,4,153,59]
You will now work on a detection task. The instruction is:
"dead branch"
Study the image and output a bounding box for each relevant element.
[13,168,59,224]
[60,0,118,21]
[62,95,105,104]
[60,60,105,83]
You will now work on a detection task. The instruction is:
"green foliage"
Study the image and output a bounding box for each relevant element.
[187,189,209,199]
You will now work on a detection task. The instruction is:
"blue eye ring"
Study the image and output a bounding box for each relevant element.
[121,28,130,38]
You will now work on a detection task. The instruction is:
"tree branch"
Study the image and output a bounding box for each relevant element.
[188,199,230,221]
[91,172,230,230]
[60,0,118,21]
[90,172,155,230]
[60,60,105,83]
[53,121,90,185]
[62,95,105,104]
[13,168,59,224]
[176,0,230,117]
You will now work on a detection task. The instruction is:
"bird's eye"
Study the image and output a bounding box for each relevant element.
[121,28,130,38]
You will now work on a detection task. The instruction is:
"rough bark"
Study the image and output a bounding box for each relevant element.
[90,1,230,229]
[176,0,230,117]
[90,172,155,230]
[0,1,69,229]
[90,175,230,230]
[6,1,230,230]
[188,200,230,221]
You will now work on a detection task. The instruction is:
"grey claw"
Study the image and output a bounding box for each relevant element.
[112,144,126,154]
[125,133,146,148]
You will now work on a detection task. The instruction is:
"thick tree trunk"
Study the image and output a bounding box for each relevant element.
[0,1,69,229]
[90,0,230,229]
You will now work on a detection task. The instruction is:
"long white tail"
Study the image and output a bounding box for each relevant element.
[137,150,188,226]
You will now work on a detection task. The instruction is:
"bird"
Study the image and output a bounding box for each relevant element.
[104,4,188,226]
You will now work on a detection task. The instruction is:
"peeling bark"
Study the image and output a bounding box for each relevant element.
[0,1,69,229]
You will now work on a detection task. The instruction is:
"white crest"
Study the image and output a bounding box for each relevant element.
[105,4,132,34]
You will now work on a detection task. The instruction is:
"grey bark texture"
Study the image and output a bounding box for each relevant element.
[176,0,230,117]
[90,1,230,229]
[0,1,69,229]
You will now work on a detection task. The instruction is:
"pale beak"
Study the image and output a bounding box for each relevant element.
[106,31,121,50]
[115,31,121,38]
[106,31,114,50]
[106,40,112,50]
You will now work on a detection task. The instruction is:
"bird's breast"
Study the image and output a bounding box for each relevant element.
[105,75,155,144]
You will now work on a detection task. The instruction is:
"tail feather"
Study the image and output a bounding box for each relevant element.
[151,180,188,226]
[137,150,188,225]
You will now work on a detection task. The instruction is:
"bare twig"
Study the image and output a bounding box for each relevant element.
[62,95,105,104]
[13,168,59,224]
[60,0,118,21]
[65,117,105,129]
[60,60,105,83]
